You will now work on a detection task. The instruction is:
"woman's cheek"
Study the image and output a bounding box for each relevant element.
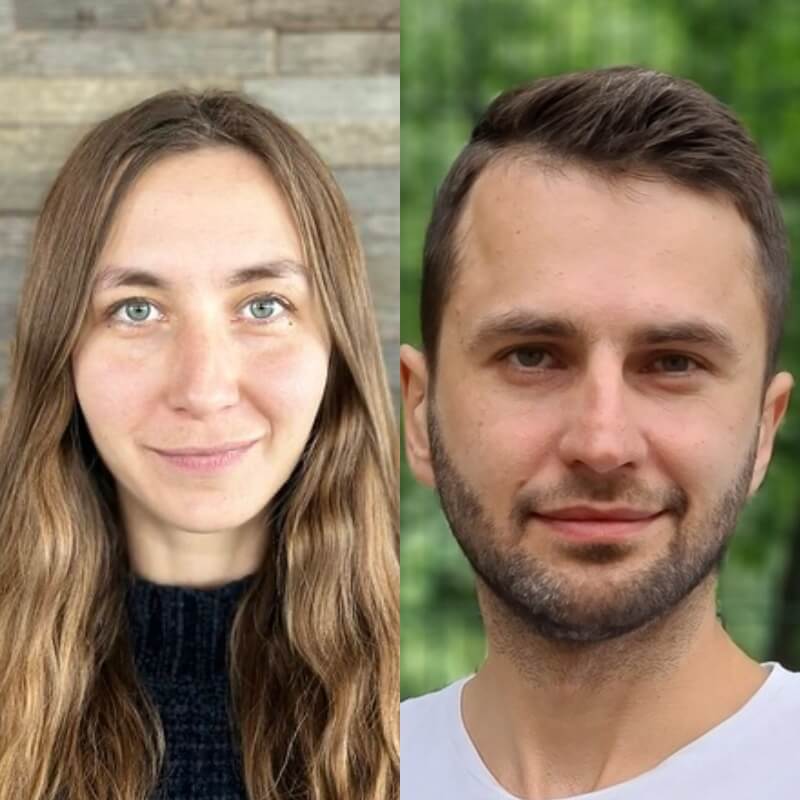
[75,338,152,413]
[247,338,329,415]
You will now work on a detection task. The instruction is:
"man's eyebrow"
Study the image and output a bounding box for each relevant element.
[635,321,740,359]
[468,311,580,346]
[467,309,742,361]
[93,260,308,292]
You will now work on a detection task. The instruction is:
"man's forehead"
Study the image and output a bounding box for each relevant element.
[449,158,763,331]
[458,157,757,260]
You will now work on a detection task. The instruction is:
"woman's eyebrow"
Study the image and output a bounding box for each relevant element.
[93,260,308,292]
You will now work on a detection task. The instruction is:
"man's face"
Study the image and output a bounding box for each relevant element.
[402,160,793,642]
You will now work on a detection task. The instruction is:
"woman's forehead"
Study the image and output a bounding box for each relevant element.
[96,147,304,286]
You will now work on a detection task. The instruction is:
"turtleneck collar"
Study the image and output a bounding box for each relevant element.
[125,572,256,683]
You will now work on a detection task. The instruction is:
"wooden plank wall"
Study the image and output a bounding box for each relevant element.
[0,0,400,408]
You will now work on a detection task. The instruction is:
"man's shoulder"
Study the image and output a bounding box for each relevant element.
[759,661,800,721]
[401,676,469,731]
[401,675,474,755]
[401,677,478,799]
[768,660,800,686]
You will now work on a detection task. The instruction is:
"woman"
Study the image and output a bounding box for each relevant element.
[0,90,398,800]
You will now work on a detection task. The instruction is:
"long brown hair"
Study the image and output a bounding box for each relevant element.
[0,89,398,799]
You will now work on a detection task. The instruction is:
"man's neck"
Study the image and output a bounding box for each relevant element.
[462,579,768,800]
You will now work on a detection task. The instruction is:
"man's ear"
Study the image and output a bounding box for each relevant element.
[400,344,436,488]
[749,370,794,496]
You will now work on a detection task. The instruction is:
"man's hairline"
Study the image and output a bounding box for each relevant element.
[427,150,771,388]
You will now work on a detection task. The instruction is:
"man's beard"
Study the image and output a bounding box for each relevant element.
[428,408,758,644]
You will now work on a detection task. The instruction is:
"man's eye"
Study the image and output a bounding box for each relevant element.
[651,354,702,373]
[507,348,554,369]
[242,295,289,322]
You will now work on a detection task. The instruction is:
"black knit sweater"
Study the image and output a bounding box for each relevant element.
[126,572,256,799]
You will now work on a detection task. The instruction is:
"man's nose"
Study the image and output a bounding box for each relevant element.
[165,321,240,417]
[556,359,647,474]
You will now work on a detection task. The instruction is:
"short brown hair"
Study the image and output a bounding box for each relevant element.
[421,66,791,385]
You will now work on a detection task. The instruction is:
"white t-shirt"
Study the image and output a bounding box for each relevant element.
[401,662,800,799]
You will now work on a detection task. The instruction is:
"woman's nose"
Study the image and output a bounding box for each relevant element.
[165,323,240,417]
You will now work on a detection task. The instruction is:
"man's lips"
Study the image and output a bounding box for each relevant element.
[532,509,665,540]
[537,505,662,521]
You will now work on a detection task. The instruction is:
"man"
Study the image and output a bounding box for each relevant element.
[400,66,798,799]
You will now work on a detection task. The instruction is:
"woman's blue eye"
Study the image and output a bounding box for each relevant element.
[107,295,289,327]
[246,296,285,321]
[115,300,155,324]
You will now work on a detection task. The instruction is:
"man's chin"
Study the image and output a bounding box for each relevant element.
[473,555,692,645]
[499,591,659,644]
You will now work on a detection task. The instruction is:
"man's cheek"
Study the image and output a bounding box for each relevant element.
[473,414,546,469]
[457,425,533,508]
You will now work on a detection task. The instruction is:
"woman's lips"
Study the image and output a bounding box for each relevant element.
[533,512,664,541]
[152,441,256,474]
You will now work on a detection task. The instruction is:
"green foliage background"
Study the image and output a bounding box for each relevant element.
[401,0,800,699]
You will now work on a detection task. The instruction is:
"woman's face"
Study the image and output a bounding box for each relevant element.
[72,146,330,568]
